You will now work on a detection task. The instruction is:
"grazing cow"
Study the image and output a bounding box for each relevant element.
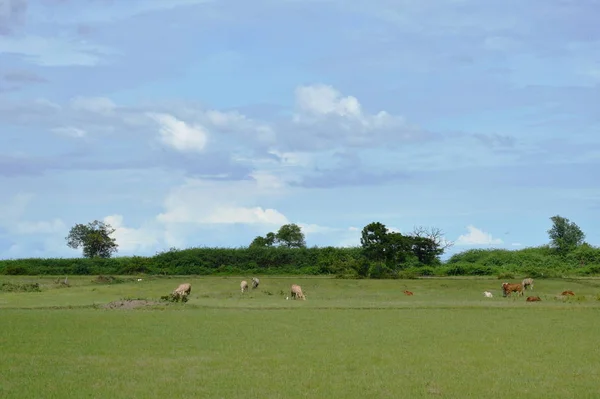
[291,284,306,300]
[561,290,575,296]
[251,277,260,289]
[522,278,534,290]
[502,282,524,297]
[240,280,249,293]
[483,291,493,298]
[526,296,541,302]
[172,283,192,302]
[403,290,414,296]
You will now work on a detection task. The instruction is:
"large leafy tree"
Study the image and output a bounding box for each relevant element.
[547,215,585,254]
[66,220,118,258]
[275,224,306,248]
[360,222,389,262]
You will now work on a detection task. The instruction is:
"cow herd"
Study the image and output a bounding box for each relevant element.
[168,278,306,302]
[482,278,575,302]
[166,276,572,304]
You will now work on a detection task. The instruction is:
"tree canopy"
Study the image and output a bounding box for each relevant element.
[66,220,118,258]
[547,215,585,254]
[249,224,306,249]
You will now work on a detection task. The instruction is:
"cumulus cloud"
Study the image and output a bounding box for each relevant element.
[103,214,160,253]
[147,113,209,153]
[156,177,288,226]
[289,84,430,151]
[455,225,503,246]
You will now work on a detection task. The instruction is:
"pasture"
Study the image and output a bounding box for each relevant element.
[1,275,600,398]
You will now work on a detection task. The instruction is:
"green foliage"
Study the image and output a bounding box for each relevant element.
[249,232,276,248]
[547,215,585,255]
[360,222,445,271]
[250,224,306,249]
[66,220,118,258]
[0,282,41,292]
[275,224,306,248]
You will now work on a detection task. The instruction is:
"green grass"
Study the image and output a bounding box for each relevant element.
[2,275,600,398]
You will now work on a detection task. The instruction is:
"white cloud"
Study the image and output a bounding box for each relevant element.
[293,84,406,129]
[147,113,209,153]
[156,178,288,226]
[511,242,522,247]
[455,225,503,246]
[295,84,362,119]
[103,215,160,253]
[51,126,87,138]
[70,97,116,115]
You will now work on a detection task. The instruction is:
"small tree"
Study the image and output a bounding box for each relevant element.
[66,220,118,258]
[275,224,306,248]
[547,215,585,255]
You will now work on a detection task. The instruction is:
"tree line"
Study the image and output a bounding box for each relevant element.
[0,214,597,278]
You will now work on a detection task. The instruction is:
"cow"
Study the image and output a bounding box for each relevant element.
[526,296,541,302]
[403,290,414,296]
[251,277,260,289]
[241,280,249,293]
[172,283,192,302]
[522,278,534,290]
[502,282,524,297]
[291,284,306,300]
[561,290,575,296]
[483,291,493,298]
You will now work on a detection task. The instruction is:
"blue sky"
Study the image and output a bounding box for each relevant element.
[1,0,599,260]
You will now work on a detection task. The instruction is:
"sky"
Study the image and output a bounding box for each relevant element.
[1,0,599,260]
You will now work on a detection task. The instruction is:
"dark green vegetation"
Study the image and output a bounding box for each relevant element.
[65,220,118,258]
[1,214,598,277]
[1,276,600,398]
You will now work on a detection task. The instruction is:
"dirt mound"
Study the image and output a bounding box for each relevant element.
[103,299,160,309]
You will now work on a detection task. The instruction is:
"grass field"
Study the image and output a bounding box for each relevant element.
[2,275,600,398]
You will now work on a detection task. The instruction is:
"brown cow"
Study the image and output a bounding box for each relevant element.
[561,290,575,296]
[502,282,524,297]
[240,280,249,293]
[522,278,534,290]
[403,290,414,296]
[291,284,306,300]
[172,283,192,302]
[526,296,541,302]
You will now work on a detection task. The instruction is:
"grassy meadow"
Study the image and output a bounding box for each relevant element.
[2,275,600,398]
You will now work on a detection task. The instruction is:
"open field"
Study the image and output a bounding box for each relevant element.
[2,276,600,398]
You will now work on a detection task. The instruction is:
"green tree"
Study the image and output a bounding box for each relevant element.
[547,215,585,254]
[249,232,276,248]
[360,222,389,262]
[66,220,118,258]
[275,224,306,248]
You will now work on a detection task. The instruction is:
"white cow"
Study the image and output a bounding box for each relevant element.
[483,291,493,298]
[291,284,306,300]
[241,280,249,293]
[251,277,260,289]
[172,283,192,302]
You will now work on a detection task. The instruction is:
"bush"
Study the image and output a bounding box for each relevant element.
[0,282,41,292]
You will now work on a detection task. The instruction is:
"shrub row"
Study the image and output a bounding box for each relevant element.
[1,245,599,278]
